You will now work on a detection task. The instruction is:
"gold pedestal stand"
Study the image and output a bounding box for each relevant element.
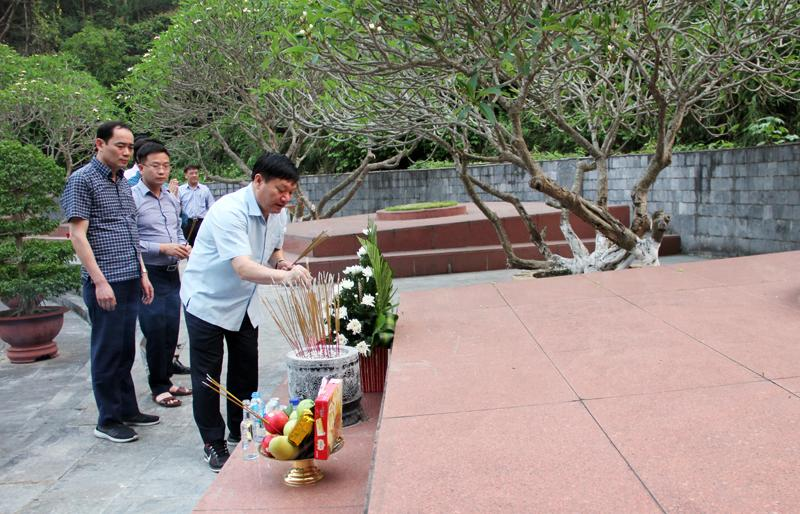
[261,437,344,487]
[285,458,324,486]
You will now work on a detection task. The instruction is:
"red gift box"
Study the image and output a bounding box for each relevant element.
[314,378,342,460]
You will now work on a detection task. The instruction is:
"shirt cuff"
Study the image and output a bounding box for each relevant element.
[144,241,161,258]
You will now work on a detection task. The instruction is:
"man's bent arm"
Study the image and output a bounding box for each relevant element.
[231,255,309,285]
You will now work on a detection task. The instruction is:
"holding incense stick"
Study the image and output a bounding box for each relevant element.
[179,152,311,473]
[290,231,329,266]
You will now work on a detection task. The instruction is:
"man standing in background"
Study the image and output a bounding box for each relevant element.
[132,141,193,408]
[179,165,215,246]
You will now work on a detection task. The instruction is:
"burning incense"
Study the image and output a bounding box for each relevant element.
[290,231,329,266]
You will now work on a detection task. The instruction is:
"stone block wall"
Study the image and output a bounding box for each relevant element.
[208,143,800,257]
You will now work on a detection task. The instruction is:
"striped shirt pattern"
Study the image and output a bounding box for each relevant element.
[132,182,186,266]
[61,157,142,283]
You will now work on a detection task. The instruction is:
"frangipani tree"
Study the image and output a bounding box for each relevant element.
[0,45,116,175]
[121,0,415,220]
[293,0,799,273]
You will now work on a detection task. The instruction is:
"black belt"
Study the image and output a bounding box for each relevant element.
[147,264,179,272]
[188,217,203,221]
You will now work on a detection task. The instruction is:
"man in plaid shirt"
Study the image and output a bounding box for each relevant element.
[61,121,157,444]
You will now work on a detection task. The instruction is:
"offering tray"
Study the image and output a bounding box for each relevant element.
[259,437,344,486]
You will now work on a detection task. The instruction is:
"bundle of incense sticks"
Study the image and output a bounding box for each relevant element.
[203,374,266,423]
[262,272,342,358]
[290,231,329,266]
[185,218,199,243]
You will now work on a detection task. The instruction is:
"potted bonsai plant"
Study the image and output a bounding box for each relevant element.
[0,139,80,363]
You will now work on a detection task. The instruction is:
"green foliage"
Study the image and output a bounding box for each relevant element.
[0,140,63,238]
[0,140,80,315]
[384,201,458,211]
[61,24,129,87]
[0,46,117,173]
[1,0,177,56]
[336,220,397,350]
[408,160,454,170]
[742,117,799,146]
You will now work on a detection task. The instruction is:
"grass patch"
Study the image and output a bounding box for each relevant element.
[384,201,459,212]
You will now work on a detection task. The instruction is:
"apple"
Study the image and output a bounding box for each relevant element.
[283,418,298,437]
[263,410,289,435]
[260,433,277,457]
[268,435,300,460]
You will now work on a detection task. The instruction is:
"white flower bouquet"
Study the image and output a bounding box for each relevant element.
[335,220,398,356]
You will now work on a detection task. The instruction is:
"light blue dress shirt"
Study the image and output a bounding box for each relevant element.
[132,181,187,266]
[178,183,215,219]
[180,184,288,331]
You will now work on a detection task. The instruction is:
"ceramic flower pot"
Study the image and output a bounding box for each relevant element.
[285,345,365,426]
[0,306,66,363]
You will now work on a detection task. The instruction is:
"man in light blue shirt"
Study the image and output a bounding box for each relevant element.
[180,153,310,472]
[178,165,215,246]
[132,142,193,409]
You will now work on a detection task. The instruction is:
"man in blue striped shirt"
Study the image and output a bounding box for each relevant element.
[179,165,215,246]
[61,121,157,444]
[132,141,193,409]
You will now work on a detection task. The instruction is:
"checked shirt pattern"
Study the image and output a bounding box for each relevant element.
[61,157,142,283]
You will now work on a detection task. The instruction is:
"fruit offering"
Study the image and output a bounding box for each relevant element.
[263,397,316,460]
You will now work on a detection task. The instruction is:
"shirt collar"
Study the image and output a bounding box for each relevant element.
[245,184,264,217]
[133,180,168,198]
[92,156,120,181]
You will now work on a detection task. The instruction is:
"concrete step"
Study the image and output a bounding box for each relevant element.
[284,203,631,258]
[286,233,682,278]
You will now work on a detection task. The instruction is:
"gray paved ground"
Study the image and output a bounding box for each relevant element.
[0,256,703,514]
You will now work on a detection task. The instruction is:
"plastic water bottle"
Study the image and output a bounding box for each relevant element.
[240,400,258,461]
[250,392,265,442]
[265,397,279,415]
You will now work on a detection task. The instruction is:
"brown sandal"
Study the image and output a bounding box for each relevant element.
[169,385,192,396]
[153,393,182,408]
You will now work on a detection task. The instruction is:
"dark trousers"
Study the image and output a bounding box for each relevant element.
[139,266,180,396]
[83,278,141,426]
[182,218,203,247]
[186,310,258,444]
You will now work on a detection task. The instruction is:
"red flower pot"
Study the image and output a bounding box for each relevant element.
[358,347,390,393]
[0,306,67,363]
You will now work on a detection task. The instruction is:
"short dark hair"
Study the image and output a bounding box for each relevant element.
[184,165,200,173]
[251,153,299,183]
[133,136,164,162]
[136,141,170,164]
[96,121,132,143]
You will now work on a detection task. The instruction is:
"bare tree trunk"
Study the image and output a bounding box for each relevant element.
[0,0,19,41]
[456,157,550,270]
[210,127,252,177]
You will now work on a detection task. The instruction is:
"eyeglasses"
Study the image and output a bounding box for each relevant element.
[143,163,171,170]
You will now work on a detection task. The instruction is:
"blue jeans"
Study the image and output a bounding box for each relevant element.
[83,278,142,426]
[186,310,258,443]
[139,266,180,396]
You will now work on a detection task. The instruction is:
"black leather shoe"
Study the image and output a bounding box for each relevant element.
[171,356,190,375]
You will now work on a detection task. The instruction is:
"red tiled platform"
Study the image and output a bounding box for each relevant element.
[372,251,800,512]
[195,251,799,512]
[284,202,681,277]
